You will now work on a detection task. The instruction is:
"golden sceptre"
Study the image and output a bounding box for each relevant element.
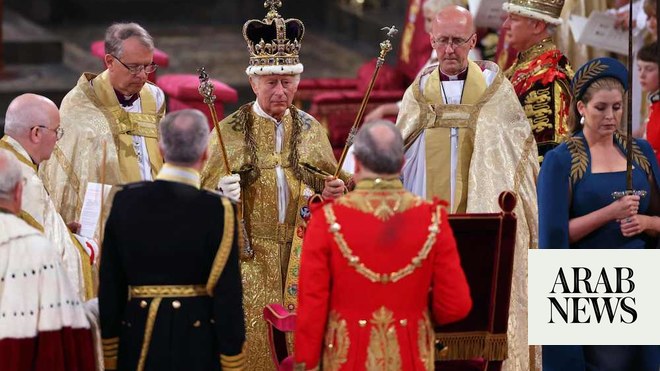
[333,25,398,176]
[198,67,254,259]
[300,26,398,182]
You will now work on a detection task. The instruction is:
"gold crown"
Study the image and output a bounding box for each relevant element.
[242,0,305,75]
[503,0,565,25]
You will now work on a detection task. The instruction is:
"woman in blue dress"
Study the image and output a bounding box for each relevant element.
[538,57,660,371]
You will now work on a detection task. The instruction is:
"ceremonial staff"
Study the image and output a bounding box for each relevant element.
[333,26,398,177]
[614,0,647,200]
[300,26,398,183]
[198,68,254,259]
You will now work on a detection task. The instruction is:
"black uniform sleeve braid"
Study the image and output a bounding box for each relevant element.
[213,201,246,369]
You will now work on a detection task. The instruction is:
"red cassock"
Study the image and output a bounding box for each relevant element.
[293,179,472,371]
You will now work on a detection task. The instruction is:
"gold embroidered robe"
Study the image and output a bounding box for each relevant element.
[39,71,165,238]
[504,38,573,163]
[397,60,541,371]
[0,136,94,301]
[201,103,341,371]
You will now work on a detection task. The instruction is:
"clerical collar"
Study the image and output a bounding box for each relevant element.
[114,89,139,107]
[156,163,201,189]
[253,100,289,125]
[440,68,468,81]
[517,37,556,64]
[649,90,660,104]
[354,177,403,190]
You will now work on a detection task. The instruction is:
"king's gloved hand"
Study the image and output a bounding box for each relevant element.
[218,174,241,202]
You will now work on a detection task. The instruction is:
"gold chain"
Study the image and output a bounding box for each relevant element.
[323,204,441,284]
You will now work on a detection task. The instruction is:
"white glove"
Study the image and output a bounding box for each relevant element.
[218,174,241,201]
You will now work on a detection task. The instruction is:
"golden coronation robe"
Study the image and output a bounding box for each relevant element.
[201,102,343,371]
[40,71,165,238]
[396,60,541,371]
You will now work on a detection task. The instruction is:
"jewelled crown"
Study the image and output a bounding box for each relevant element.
[502,0,565,25]
[242,0,305,76]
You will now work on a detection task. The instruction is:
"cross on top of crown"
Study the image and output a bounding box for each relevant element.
[264,0,281,9]
[264,0,282,21]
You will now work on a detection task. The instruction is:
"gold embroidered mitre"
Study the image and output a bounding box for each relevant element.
[242,0,305,76]
[502,0,565,25]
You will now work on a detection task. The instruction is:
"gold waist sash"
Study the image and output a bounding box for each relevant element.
[128,284,208,371]
[250,223,295,243]
[129,284,208,299]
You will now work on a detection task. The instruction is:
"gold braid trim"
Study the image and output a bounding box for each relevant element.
[0,137,37,172]
[18,210,45,233]
[129,285,208,298]
[52,145,83,212]
[614,132,651,175]
[102,336,119,369]
[322,204,441,283]
[136,297,162,371]
[206,197,235,296]
[435,331,508,361]
[566,136,588,184]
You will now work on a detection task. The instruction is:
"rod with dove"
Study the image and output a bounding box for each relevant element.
[332,25,398,177]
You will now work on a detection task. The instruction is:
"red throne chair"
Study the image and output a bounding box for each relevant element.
[90,40,170,83]
[263,191,518,371]
[435,192,517,371]
[157,74,238,129]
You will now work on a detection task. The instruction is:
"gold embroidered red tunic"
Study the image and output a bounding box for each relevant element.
[505,38,573,163]
[293,179,472,370]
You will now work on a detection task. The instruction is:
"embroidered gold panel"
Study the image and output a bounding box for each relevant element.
[322,311,350,371]
[366,306,402,371]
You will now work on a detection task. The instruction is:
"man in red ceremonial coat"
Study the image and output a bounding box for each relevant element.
[293,120,472,371]
[502,0,573,163]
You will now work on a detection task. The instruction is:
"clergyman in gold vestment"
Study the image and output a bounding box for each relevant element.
[396,6,541,371]
[40,23,165,237]
[1,94,94,302]
[200,2,346,370]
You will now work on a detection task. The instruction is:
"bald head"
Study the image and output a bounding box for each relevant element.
[431,5,476,75]
[434,5,475,35]
[5,94,59,136]
[4,94,61,164]
[353,120,404,175]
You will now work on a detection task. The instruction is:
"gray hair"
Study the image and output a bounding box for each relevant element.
[159,109,209,165]
[353,120,404,174]
[0,149,22,200]
[105,22,154,58]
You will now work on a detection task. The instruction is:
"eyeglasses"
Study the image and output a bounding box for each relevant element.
[111,55,158,75]
[33,125,64,140]
[431,33,475,49]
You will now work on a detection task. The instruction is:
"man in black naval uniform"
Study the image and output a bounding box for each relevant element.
[99,109,245,371]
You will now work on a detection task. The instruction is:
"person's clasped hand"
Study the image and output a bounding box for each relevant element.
[218,174,241,202]
[611,194,640,222]
[322,175,345,200]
